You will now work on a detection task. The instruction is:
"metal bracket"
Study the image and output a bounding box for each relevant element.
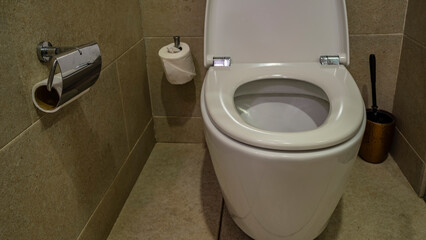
[320,55,340,65]
[213,57,231,67]
[36,41,76,63]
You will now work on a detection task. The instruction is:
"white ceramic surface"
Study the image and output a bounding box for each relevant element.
[204,63,364,151]
[201,0,366,239]
[202,86,366,239]
[234,79,330,133]
[204,0,349,66]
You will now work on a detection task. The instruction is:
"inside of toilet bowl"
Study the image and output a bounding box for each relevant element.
[234,78,330,133]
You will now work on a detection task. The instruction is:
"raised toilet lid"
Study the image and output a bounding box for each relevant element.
[202,0,362,150]
[204,0,350,66]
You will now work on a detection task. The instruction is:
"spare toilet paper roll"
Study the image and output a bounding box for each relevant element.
[158,42,196,85]
[32,73,90,113]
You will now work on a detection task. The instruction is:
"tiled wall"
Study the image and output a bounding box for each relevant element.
[141,0,206,143]
[0,1,154,240]
[344,0,407,112]
[391,0,426,197]
[141,0,407,143]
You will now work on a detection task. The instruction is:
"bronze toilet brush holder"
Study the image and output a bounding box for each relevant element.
[358,54,395,163]
[359,109,395,163]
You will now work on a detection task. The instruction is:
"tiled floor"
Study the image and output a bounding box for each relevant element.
[107,143,426,240]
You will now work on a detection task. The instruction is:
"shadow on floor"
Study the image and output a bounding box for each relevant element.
[316,198,343,239]
[200,149,225,238]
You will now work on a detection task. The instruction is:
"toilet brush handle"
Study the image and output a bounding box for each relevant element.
[369,54,378,112]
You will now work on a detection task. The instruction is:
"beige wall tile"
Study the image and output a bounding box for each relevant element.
[0,60,32,149]
[77,120,155,240]
[145,37,206,117]
[0,46,153,239]
[1,0,143,122]
[154,117,204,143]
[348,35,403,112]
[107,143,222,240]
[1,1,152,239]
[0,4,33,148]
[140,0,206,37]
[393,37,426,159]
[346,0,408,34]
[1,120,85,240]
[114,0,144,56]
[117,40,152,147]
[390,129,425,196]
[405,0,426,46]
[78,63,130,166]
[0,63,131,239]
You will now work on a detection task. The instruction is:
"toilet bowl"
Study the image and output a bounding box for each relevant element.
[201,1,366,239]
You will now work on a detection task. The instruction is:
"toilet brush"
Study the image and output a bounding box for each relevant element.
[370,54,378,120]
[358,54,396,163]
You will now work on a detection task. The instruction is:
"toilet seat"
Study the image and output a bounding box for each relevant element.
[204,62,364,151]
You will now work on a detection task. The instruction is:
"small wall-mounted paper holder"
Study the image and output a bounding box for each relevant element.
[33,41,102,113]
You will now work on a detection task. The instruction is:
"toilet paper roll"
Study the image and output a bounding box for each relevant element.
[158,42,196,85]
[32,73,90,113]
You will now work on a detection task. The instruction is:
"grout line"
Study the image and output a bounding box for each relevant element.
[75,119,154,240]
[17,37,146,146]
[402,0,409,34]
[217,198,225,240]
[115,38,145,63]
[393,127,425,195]
[395,127,424,162]
[115,61,131,151]
[100,58,117,72]
[0,118,41,152]
[420,164,426,198]
[143,38,156,126]
[349,33,404,37]
[392,35,405,113]
[405,34,426,49]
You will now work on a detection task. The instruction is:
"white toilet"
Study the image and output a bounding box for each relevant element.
[201,0,366,240]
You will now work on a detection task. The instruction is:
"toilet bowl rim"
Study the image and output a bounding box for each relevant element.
[203,62,365,151]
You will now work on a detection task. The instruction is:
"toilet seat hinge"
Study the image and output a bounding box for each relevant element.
[320,55,340,65]
[213,57,231,67]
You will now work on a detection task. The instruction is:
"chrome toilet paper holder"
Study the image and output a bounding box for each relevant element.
[33,41,102,113]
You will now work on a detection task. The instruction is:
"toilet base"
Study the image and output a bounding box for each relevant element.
[228,203,332,240]
[202,87,366,240]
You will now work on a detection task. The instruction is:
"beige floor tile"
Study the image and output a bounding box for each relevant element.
[319,156,426,239]
[220,207,253,240]
[107,143,222,240]
[220,156,426,240]
[107,144,426,240]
